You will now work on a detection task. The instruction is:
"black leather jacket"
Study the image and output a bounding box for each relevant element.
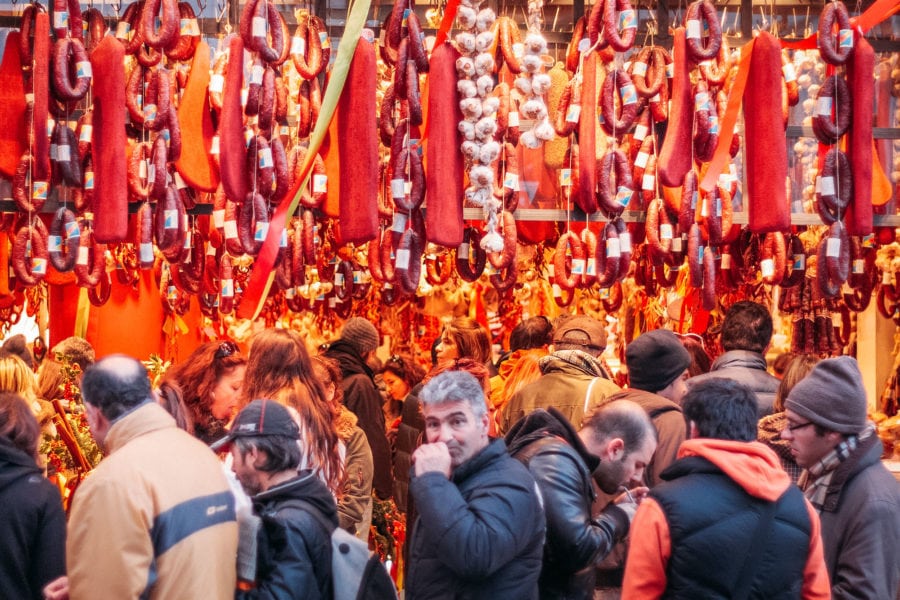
[506,408,630,599]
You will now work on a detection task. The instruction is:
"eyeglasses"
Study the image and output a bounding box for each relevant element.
[785,420,815,433]
[214,341,238,360]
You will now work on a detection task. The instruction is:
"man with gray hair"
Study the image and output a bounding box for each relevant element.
[61,355,238,599]
[406,370,545,598]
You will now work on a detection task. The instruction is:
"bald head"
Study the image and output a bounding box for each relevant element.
[81,355,152,421]
[582,399,658,450]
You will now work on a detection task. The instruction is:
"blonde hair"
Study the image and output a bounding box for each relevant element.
[0,355,38,406]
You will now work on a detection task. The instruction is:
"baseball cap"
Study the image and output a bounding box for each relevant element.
[210,399,300,452]
[553,315,608,352]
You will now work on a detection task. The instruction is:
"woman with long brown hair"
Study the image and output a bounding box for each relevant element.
[242,329,343,495]
[435,317,495,375]
[164,340,247,445]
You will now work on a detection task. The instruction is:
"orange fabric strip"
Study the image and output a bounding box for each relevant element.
[781,0,900,49]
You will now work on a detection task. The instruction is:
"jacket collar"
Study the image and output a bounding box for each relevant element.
[710,350,767,372]
[105,402,177,454]
[820,432,883,512]
[505,407,600,472]
[451,437,508,484]
[539,350,609,379]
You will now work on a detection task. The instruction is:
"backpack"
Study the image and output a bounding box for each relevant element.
[286,500,398,600]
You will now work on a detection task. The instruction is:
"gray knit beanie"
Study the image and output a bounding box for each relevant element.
[784,356,867,435]
[340,318,380,355]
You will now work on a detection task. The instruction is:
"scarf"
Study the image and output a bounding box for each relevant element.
[799,425,874,511]
[541,349,611,379]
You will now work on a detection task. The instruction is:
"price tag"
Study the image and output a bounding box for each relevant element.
[660,223,674,240]
[147,163,155,185]
[606,238,621,258]
[672,235,684,252]
[571,258,585,275]
[721,253,732,269]
[54,11,69,30]
[313,174,328,194]
[577,38,591,53]
[48,235,62,252]
[250,64,265,85]
[255,221,269,242]
[164,209,178,230]
[77,245,90,266]
[559,168,572,187]
[210,74,225,94]
[839,29,853,49]
[65,220,80,238]
[79,124,93,144]
[852,259,865,274]
[782,62,797,83]
[619,232,632,253]
[642,173,656,192]
[258,147,273,168]
[33,180,49,201]
[694,91,710,112]
[633,123,649,142]
[57,144,71,162]
[391,212,408,233]
[504,172,519,191]
[144,103,159,123]
[618,9,637,30]
[320,32,330,48]
[708,114,719,135]
[184,230,193,253]
[333,271,344,287]
[210,209,225,228]
[224,220,239,239]
[391,179,407,199]
[221,278,234,297]
[75,61,93,80]
[565,104,581,123]
[615,186,633,207]
[49,143,58,161]
[116,21,132,38]
[508,111,520,128]
[136,242,153,264]
[395,248,411,269]
[458,242,469,260]
[635,151,650,169]
[666,61,674,79]
[818,176,835,197]
[210,135,221,155]
[760,258,775,278]
[686,19,702,39]
[31,257,47,275]
[47,117,55,137]
[291,35,306,57]
[252,16,267,37]
[793,254,806,270]
[240,88,249,108]
[826,237,841,258]
[816,96,833,116]
[620,84,638,106]
[551,283,563,297]
[632,61,648,77]
[581,257,594,276]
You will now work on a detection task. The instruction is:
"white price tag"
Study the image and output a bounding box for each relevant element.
[458,242,469,260]
[250,64,265,85]
[210,135,221,155]
[852,259,865,274]
[209,74,225,94]
[57,144,71,162]
[508,111,520,127]
[816,96,833,116]
[660,223,674,240]
[619,232,632,253]
[642,173,656,192]
[54,11,69,30]
[620,84,638,106]
[116,21,132,38]
[632,62,648,77]
[818,176,835,197]
[586,258,597,276]
[252,16,267,37]
[760,258,775,278]
[164,209,178,230]
[221,278,234,297]
[31,257,47,275]
[793,254,806,270]
[313,174,328,194]
[255,221,269,242]
[395,248,411,270]
[565,104,581,123]
[48,235,62,252]
[672,235,684,252]
[782,62,797,83]
[635,151,650,169]
[606,238,621,259]
[391,179,407,199]
[258,147,273,168]
[77,245,90,266]
[826,237,841,258]
[224,220,239,239]
[140,242,154,263]
[213,209,226,228]
[552,283,563,297]
[571,258,585,275]
[633,124,649,142]
[686,19,702,39]
[291,36,306,57]
[391,212,408,233]
[79,124,92,143]
[504,172,519,191]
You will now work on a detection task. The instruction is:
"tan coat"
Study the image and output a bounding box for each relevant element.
[67,403,238,599]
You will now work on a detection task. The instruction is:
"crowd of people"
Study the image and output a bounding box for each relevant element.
[0,301,898,599]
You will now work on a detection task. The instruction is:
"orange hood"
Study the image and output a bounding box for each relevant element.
[677,438,791,501]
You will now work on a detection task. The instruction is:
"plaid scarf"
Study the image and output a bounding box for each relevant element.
[799,425,873,512]
[540,349,610,379]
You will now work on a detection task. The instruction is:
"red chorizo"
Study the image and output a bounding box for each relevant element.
[456,227,487,282]
[684,0,722,62]
[140,0,178,50]
[596,149,634,217]
[812,75,851,145]
[237,191,269,257]
[817,1,852,66]
[51,38,92,102]
[600,69,640,137]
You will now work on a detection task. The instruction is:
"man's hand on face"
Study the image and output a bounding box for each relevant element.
[413,442,452,478]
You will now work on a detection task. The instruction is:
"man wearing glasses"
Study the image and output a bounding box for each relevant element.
[782,356,900,599]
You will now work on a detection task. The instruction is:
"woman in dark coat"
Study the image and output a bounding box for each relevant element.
[0,391,66,599]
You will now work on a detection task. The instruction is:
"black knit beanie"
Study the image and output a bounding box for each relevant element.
[626,329,692,392]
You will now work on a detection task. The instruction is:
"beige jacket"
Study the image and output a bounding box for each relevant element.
[67,403,238,599]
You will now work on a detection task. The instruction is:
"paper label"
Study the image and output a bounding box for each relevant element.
[606,237,621,258]
[391,212,408,233]
[313,174,328,193]
[48,235,62,253]
[49,143,57,161]
[65,220,80,238]
[320,32,330,48]
[552,283,563,297]
[250,64,265,85]
[559,168,572,187]
[620,84,638,106]
[686,19,702,39]
[666,62,674,79]
[143,103,158,123]
[47,117,55,137]
[252,16,267,37]
[839,29,853,49]
[578,38,591,53]
[504,172,519,191]
[619,9,637,30]
[147,163,155,185]
[633,124,649,142]
[164,209,178,230]
[79,125,93,144]
[694,91,710,112]
[818,176,835,197]
[353,270,364,284]
[619,232,632,253]
[642,173,656,191]
[32,181,48,200]
[721,252,732,269]
[508,111,520,127]
[221,278,234,297]
[660,223,674,240]
[210,135,221,155]
[672,235,683,252]
[826,237,841,258]
[586,258,597,276]
[333,271,344,287]
[760,258,775,278]
[279,229,288,248]
[793,254,806,270]
[209,74,225,94]
[77,245,90,266]
[782,62,797,83]
[571,258,585,275]
[708,113,720,135]
[458,242,469,260]
[31,257,46,275]
[816,96,833,116]
[224,220,239,239]
[75,61,93,79]
[58,144,72,162]
[240,87,249,108]
[137,242,152,263]
[566,103,582,123]
[184,230,193,252]
[255,221,269,242]
[291,35,306,57]
[213,209,226,228]
[615,186,634,207]
[632,61,648,77]
[54,11,69,30]
[116,21,132,38]
[395,248,411,270]
[861,234,875,248]
[391,179,407,200]
[635,151,650,169]
[258,147,273,168]
[174,171,187,190]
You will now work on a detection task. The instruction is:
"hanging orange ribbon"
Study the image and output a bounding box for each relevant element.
[781,0,900,50]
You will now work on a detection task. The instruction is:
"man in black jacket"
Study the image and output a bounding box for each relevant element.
[406,370,546,599]
[506,401,656,599]
[324,317,393,500]
[215,399,336,599]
